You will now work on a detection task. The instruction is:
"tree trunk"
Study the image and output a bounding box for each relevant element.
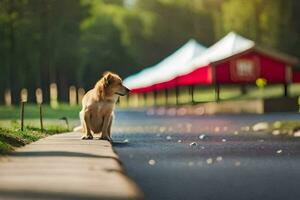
[8,0,18,104]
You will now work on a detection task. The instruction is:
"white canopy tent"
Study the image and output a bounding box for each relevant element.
[181,32,255,75]
[123,39,207,89]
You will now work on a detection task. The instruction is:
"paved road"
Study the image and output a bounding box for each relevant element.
[112,110,300,200]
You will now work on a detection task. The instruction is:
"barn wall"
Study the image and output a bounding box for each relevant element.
[215,51,287,84]
[259,53,286,83]
[215,61,231,84]
[292,71,300,83]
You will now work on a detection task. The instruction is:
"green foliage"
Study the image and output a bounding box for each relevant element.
[220,0,281,47]
[0,104,80,119]
[79,3,136,88]
[0,0,299,104]
[0,124,68,154]
[0,141,13,154]
[134,0,214,67]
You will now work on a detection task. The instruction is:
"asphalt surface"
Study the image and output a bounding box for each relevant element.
[112,110,300,200]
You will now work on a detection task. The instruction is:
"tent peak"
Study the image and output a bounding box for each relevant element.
[187,38,198,43]
[123,39,207,88]
[215,32,298,65]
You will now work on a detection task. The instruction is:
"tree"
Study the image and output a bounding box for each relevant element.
[0,0,299,104]
[219,0,282,47]
[133,0,214,68]
[79,1,136,88]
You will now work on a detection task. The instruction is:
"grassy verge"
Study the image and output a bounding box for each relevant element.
[0,103,80,119]
[0,120,70,154]
[0,103,79,154]
[251,120,300,137]
[272,121,300,136]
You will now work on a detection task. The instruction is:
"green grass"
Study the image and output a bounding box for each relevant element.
[254,121,300,138]
[0,120,70,154]
[0,104,80,154]
[272,121,300,135]
[194,84,300,102]
[0,103,80,119]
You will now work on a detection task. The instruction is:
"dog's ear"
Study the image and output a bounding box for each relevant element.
[103,72,113,87]
[103,71,112,77]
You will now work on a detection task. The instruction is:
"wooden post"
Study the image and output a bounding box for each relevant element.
[20,101,25,131]
[189,85,195,104]
[39,104,43,132]
[153,90,158,106]
[164,89,168,105]
[143,92,147,107]
[20,88,28,103]
[241,84,247,95]
[4,89,12,106]
[283,84,288,97]
[77,88,85,106]
[69,85,77,106]
[215,84,220,102]
[126,94,130,107]
[211,64,219,102]
[138,93,143,107]
[50,83,58,108]
[36,88,43,131]
[284,65,291,98]
[175,86,179,105]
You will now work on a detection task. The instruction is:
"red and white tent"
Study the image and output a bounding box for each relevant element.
[124,39,207,93]
[177,32,298,86]
[127,32,298,93]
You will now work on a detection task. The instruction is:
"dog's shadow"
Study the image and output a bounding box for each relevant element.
[112,140,130,147]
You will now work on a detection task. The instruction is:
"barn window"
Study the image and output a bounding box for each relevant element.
[236,59,255,77]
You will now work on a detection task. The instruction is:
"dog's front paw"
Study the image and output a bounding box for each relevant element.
[100,135,112,142]
[81,135,93,140]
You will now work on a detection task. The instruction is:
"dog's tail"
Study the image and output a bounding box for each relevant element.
[73,125,83,132]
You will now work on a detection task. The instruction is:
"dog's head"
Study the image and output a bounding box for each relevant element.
[102,72,130,96]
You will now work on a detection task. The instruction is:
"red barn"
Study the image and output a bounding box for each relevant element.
[127,32,298,103]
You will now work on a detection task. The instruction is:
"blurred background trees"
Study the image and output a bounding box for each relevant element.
[0,0,299,103]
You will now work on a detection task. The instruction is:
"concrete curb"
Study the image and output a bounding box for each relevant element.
[0,132,144,200]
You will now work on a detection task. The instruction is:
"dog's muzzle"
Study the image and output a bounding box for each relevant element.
[115,92,126,96]
[115,88,131,96]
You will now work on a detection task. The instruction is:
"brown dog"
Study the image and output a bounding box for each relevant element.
[79,72,130,141]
